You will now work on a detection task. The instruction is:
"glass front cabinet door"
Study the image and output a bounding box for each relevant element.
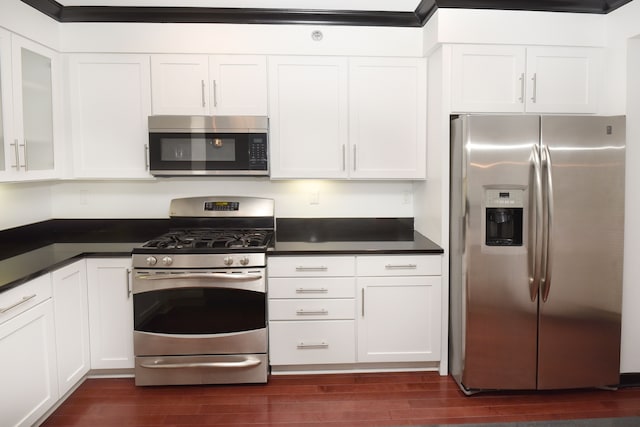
[0,31,60,181]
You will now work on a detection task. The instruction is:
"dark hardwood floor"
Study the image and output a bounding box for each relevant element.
[42,372,640,427]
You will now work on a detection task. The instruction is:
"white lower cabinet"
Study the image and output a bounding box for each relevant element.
[269,320,356,365]
[52,260,90,396]
[268,254,442,371]
[86,258,135,370]
[357,275,441,363]
[0,275,58,427]
[268,257,357,366]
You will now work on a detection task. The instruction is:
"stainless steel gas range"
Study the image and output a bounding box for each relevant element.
[131,196,274,386]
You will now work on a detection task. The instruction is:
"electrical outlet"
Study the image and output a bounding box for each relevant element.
[309,190,320,205]
[403,190,411,205]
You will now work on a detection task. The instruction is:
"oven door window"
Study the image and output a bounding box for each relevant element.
[134,288,266,334]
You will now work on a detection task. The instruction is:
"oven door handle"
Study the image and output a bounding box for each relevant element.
[139,357,261,369]
[137,272,263,281]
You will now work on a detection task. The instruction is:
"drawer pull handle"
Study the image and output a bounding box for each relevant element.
[0,294,37,314]
[385,264,417,270]
[296,309,328,316]
[297,342,328,349]
[295,266,328,272]
[295,288,328,294]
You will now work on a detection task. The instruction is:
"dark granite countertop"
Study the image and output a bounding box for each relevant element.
[0,243,139,293]
[271,218,443,256]
[0,217,443,293]
[270,231,442,255]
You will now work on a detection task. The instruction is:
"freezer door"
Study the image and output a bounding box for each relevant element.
[458,115,540,390]
[537,116,625,389]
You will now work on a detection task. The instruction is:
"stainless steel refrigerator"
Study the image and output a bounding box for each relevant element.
[449,115,625,393]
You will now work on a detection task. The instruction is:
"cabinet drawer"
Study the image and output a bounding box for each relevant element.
[268,277,355,299]
[0,274,52,325]
[269,299,355,320]
[357,255,441,276]
[269,320,355,365]
[268,256,355,277]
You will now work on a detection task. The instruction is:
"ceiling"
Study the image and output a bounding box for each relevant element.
[21,0,634,27]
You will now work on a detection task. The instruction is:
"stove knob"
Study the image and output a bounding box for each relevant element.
[162,256,173,266]
[224,256,234,266]
[240,256,250,266]
[146,256,157,266]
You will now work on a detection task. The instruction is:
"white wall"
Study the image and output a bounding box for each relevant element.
[0,0,58,231]
[0,182,52,229]
[414,47,446,245]
[598,0,640,374]
[50,179,414,219]
[60,22,424,57]
[0,0,60,50]
[621,36,640,374]
[602,0,640,114]
[48,15,425,225]
[424,8,605,53]
[420,2,640,375]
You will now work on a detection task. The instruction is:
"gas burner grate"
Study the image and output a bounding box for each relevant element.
[142,229,272,250]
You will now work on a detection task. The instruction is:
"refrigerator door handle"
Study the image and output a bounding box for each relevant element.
[530,145,544,301]
[541,144,554,302]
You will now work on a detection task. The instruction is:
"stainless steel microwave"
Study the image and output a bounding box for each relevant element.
[147,115,269,176]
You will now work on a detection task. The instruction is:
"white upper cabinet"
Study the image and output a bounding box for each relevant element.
[349,57,426,179]
[67,54,152,178]
[524,47,599,113]
[451,44,600,114]
[151,54,267,116]
[208,55,268,116]
[0,32,61,182]
[268,56,349,179]
[269,56,427,180]
[451,45,526,113]
[151,55,208,115]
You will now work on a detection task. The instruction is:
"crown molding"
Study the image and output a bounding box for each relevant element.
[20,0,633,27]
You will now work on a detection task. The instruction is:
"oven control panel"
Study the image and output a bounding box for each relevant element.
[204,201,240,211]
[133,253,266,269]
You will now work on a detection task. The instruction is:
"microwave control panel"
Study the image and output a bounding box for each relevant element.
[248,134,268,169]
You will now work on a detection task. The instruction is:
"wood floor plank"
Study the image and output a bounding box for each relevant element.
[41,373,640,427]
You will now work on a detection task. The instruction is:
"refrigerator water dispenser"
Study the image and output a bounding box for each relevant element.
[485,189,523,246]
